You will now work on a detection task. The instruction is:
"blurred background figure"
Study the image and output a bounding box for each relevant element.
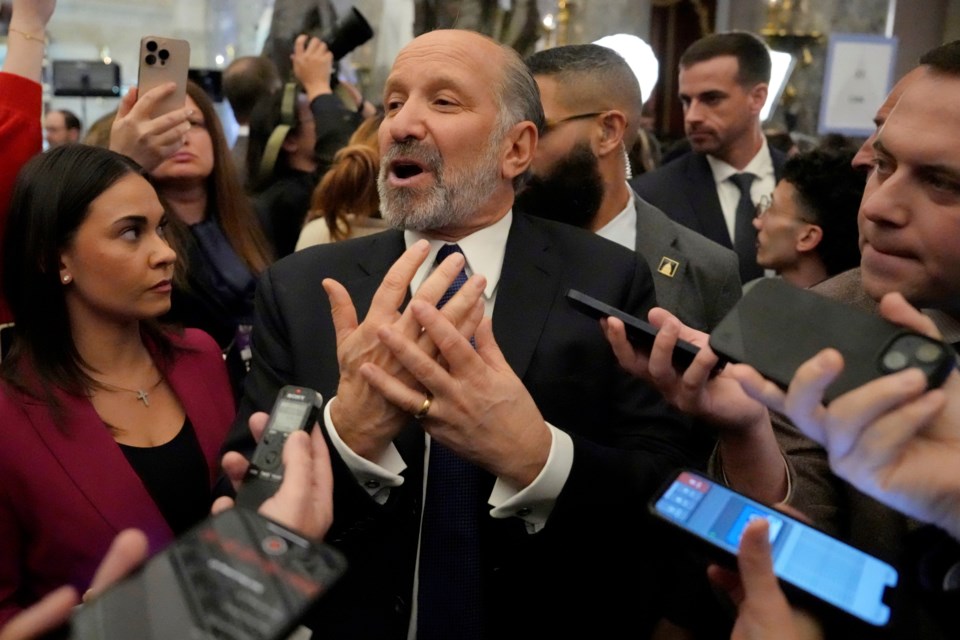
[296,113,385,249]
[248,35,369,259]
[43,108,81,147]
[752,147,864,289]
[222,55,282,181]
[151,81,272,396]
[81,109,117,148]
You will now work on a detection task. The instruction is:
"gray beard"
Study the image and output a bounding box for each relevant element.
[378,138,503,232]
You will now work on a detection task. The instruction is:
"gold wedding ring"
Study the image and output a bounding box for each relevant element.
[414,394,433,419]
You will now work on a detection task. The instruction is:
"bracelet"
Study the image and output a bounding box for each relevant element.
[9,28,47,44]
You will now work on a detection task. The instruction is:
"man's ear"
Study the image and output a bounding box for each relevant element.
[597,110,627,158]
[501,121,538,182]
[796,223,823,253]
[749,83,769,117]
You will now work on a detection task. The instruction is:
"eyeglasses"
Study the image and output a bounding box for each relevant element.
[755,194,773,218]
[542,111,606,134]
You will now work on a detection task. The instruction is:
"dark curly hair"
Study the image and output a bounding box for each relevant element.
[781,148,865,276]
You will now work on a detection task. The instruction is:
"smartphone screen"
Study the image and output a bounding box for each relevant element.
[652,471,897,626]
[70,508,346,639]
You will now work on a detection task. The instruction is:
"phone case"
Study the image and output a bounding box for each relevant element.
[137,36,190,117]
[708,278,954,402]
[566,289,703,372]
[70,508,346,639]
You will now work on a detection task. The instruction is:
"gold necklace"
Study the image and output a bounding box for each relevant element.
[92,375,165,407]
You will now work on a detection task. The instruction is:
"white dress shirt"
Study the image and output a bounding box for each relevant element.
[706,138,776,244]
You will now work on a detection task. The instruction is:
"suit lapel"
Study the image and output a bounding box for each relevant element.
[493,215,559,379]
[684,154,731,248]
[632,196,686,314]
[351,230,407,320]
[21,393,171,538]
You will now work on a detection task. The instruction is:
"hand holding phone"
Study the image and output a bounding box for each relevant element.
[69,509,347,640]
[566,289,705,372]
[652,469,897,627]
[236,386,323,510]
[709,279,955,402]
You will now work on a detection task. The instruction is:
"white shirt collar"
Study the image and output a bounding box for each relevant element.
[706,137,774,185]
[595,186,637,251]
[406,210,512,301]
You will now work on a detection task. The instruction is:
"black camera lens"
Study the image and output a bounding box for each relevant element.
[158,49,169,61]
[145,54,157,66]
[146,40,158,52]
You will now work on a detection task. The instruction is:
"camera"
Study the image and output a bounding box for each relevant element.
[303,6,374,61]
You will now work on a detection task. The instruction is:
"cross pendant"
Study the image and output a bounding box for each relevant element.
[136,389,150,407]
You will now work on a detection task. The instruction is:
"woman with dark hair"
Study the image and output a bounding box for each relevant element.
[0,144,234,625]
[151,81,273,392]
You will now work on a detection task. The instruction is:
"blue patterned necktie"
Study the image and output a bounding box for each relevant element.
[416,243,483,640]
[729,172,763,282]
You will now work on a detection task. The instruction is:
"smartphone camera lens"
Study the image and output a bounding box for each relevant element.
[158,49,170,62]
[145,54,157,66]
[882,350,908,371]
[146,40,158,52]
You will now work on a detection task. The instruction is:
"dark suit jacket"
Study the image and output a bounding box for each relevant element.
[632,190,741,331]
[631,148,787,250]
[228,212,701,638]
[0,329,235,626]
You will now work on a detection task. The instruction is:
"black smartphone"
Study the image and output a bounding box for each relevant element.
[708,279,955,402]
[70,508,347,639]
[566,288,705,372]
[651,469,897,627]
[236,386,323,510]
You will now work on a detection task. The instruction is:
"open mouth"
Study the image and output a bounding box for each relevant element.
[391,160,426,180]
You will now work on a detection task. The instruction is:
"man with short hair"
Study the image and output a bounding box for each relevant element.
[522,43,741,331]
[227,29,696,639]
[633,31,787,282]
[607,41,960,638]
[43,109,81,147]
[223,55,281,178]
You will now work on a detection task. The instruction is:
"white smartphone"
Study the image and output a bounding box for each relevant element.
[651,469,898,627]
[137,35,190,117]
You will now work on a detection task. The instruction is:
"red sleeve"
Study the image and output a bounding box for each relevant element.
[0,72,43,324]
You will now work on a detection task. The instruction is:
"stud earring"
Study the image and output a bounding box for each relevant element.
[62,275,71,284]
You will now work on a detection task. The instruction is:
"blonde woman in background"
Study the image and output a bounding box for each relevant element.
[296,113,387,249]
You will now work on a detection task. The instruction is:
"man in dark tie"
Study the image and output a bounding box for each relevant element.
[607,41,960,638]
[226,28,697,639]
[632,31,787,282]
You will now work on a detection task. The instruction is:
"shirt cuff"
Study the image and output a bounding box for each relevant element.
[488,424,573,533]
[324,396,406,504]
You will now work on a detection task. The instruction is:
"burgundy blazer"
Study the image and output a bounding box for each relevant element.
[0,329,234,625]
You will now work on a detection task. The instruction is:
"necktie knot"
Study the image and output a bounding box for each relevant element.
[436,243,464,263]
[729,172,756,195]
[435,244,468,310]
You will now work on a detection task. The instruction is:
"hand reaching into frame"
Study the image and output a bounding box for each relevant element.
[729,292,960,540]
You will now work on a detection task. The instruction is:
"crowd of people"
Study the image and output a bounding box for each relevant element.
[1,0,958,638]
